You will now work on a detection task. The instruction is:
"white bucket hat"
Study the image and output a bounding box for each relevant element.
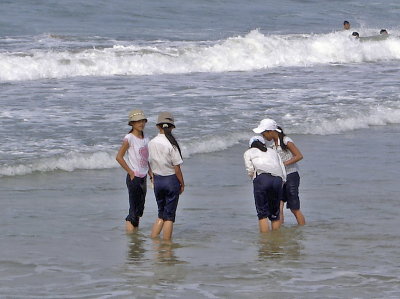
[248,136,265,147]
[252,118,281,134]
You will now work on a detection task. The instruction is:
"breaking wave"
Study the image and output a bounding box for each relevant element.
[1,29,400,81]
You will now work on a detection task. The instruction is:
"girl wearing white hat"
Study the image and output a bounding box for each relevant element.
[254,119,306,226]
[244,135,286,232]
[116,109,152,233]
[148,112,184,241]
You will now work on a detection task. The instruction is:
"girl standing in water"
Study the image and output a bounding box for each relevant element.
[148,112,184,241]
[244,135,286,233]
[116,109,152,233]
[254,118,306,225]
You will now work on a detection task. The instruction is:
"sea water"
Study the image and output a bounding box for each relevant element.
[1,0,400,298]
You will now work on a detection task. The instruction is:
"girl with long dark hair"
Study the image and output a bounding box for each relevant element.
[148,112,184,240]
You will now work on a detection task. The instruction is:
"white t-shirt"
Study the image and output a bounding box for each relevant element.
[148,134,183,176]
[243,147,286,181]
[123,133,149,178]
[271,136,299,175]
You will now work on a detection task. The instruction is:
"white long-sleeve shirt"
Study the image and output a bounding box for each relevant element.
[243,147,286,181]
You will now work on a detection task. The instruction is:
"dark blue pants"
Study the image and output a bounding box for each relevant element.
[253,173,283,221]
[125,174,147,227]
[154,174,180,222]
[282,172,300,210]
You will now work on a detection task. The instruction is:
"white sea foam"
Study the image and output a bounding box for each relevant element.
[0,151,117,177]
[181,132,250,157]
[1,30,400,81]
[2,106,400,177]
[0,132,250,177]
[302,106,400,135]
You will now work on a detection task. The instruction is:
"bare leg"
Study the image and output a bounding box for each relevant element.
[271,219,281,230]
[280,201,285,224]
[162,220,174,240]
[125,221,137,233]
[151,218,164,238]
[258,218,270,233]
[291,209,306,226]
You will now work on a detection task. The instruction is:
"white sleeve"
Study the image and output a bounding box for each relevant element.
[283,136,293,145]
[170,146,183,166]
[243,150,255,178]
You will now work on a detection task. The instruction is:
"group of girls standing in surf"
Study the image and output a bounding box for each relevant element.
[116,109,305,240]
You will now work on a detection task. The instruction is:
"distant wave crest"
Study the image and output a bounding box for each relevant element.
[1,29,400,81]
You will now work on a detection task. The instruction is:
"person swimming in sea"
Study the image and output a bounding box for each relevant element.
[343,21,351,30]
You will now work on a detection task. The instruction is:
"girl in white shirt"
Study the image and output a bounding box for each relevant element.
[271,125,306,225]
[244,136,286,233]
[148,112,184,241]
[116,109,152,233]
[253,118,306,225]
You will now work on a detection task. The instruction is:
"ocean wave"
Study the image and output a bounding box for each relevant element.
[302,106,400,135]
[1,29,400,81]
[0,132,250,177]
[2,105,400,177]
[0,152,117,177]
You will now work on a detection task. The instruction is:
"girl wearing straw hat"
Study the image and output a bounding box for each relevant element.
[116,109,152,233]
[148,112,184,241]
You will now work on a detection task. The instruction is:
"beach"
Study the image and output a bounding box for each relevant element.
[1,125,399,298]
[2,0,400,297]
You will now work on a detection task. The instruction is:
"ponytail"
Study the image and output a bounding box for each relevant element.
[277,126,288,151]
[250,140,267,152]
[160,123,182,158]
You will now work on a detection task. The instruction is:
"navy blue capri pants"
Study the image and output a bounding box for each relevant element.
[253,173,283,221]
[154,174,181,222]
[282,172,301,210]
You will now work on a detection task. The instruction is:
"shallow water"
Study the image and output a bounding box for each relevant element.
[2,0,400,297]
[1,127,400,298]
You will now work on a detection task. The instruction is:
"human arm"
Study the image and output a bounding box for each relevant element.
[115,140,135,180]
[284,141,303,166]
[243,151,255,178]
[174,164,184,194]
[148,163,153,181]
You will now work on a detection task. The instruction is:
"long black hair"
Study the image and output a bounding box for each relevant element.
[250,140,267,152]
[277,126,288,151]
[160,123,182,158]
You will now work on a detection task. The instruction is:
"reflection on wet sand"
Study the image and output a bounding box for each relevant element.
[127,233,146,264]
[257,228,303,261]
[151,239,187,265]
